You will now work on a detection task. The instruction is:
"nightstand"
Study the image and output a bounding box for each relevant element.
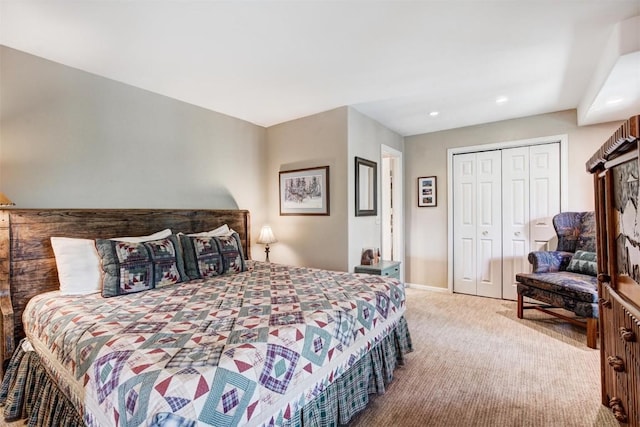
[354,260,401,280]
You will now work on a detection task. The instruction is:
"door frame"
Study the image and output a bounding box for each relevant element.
[381,144,404,282]
[447,134,568,293]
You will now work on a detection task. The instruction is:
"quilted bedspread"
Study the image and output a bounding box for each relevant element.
[23,261,407,427]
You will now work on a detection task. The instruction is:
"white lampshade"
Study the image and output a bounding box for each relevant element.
[257,225,277,245]
[0,192,15,207]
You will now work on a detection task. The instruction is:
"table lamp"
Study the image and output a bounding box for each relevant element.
[257,225,277,262]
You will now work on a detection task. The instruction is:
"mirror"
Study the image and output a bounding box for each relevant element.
[355,156,377,216]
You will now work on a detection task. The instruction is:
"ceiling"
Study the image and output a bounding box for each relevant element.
[1,1,639,136]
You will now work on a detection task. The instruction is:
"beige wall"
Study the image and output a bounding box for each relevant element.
[405,110,623,288]
[264,107,403,272]
[2,48,626,281]
[0,46,268,255]
[347,108,404,271]
[265,107,349,271]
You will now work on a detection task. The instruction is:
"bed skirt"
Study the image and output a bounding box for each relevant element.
[0,315,412,427]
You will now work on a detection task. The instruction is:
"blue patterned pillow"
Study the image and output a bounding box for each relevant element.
[96,235,187,297]
[180,234,224,280]
[566,250,597,276]
[213,232,247,274]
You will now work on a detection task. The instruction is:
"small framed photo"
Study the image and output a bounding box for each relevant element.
[418,176,437,207]
[279,166,330,215]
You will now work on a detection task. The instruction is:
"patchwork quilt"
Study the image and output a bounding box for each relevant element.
[23,261,407,427]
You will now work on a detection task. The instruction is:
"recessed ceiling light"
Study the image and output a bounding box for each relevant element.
[429,111,439,117]
[495,96,509,104]
[605,97,624,106]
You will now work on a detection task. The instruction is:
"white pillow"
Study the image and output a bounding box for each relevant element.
[187,224,231,237]
[111,228,172,242]
[51,237,102,295]
[51,229,173,295]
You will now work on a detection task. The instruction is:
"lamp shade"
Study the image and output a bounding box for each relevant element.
[257,225,277,245]
[0,192,15,207]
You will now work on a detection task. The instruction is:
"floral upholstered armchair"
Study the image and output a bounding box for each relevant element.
[515,212,598,348]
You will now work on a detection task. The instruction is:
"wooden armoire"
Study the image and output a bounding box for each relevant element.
[588,115,640,426]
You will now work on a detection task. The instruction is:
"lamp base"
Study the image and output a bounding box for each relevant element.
[264,244,271,263]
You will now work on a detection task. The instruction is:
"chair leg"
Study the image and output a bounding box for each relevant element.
[517,292,524,319]
[586,318,598,349]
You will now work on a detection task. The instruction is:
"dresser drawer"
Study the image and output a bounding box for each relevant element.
[602,284,640,426]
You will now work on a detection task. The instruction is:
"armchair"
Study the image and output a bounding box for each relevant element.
[515,212,598,348]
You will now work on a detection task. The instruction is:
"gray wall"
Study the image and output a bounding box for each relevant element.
[404,109,623,289]
[0,46,268,254]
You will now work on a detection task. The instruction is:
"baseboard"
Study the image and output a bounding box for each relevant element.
[405,283,450,293]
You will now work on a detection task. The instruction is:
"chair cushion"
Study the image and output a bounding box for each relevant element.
[516,283,598,318]
[515,271,598,303]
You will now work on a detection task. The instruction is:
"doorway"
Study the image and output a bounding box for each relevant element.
[381,145,404,281]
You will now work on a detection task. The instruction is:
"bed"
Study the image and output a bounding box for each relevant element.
[0,209,412,426]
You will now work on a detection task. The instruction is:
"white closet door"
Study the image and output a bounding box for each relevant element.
[453,153,477,295]
[502,147,531,301]
[453,151,502,297]
[529,143,560,252]
[475,151,502,298]
[502,143,560,300]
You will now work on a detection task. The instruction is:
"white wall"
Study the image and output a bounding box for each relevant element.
[0,46,268,255]
[405,109,623,289]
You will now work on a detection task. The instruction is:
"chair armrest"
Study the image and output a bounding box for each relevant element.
[528,251,574,273]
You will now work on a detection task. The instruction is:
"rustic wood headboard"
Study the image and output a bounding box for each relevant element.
[0,209,251,365]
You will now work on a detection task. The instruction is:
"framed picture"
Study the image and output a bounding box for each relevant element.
[279,166,330,215]
[355,157,377,217]
[418,176,437,207]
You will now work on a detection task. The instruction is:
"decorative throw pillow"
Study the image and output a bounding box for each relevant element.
[566,250,597,276]
[96,235,187,297]
[213,232,247,274]
[51,229,173,296]
[180,234,224,280]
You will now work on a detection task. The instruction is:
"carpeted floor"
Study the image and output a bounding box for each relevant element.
[349,287,616,427]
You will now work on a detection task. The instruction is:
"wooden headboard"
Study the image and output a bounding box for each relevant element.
[0,209,251,365]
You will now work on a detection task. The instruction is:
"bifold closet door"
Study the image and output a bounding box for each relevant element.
[502,143,560,300]
[453,151,502,298]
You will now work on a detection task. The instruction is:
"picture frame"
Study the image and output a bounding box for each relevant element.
[418,176,437,207]
[355,157,377,216]
[279,166,330,216]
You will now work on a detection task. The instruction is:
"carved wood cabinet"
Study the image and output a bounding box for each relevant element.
[588,115,640,426]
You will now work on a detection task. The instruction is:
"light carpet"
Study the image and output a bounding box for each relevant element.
[349,287,616,427]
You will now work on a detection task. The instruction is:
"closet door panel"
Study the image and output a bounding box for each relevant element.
[502,147,530,300]
[529,143,560,251]
[453,153,478,295]
[476,150,502,298]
